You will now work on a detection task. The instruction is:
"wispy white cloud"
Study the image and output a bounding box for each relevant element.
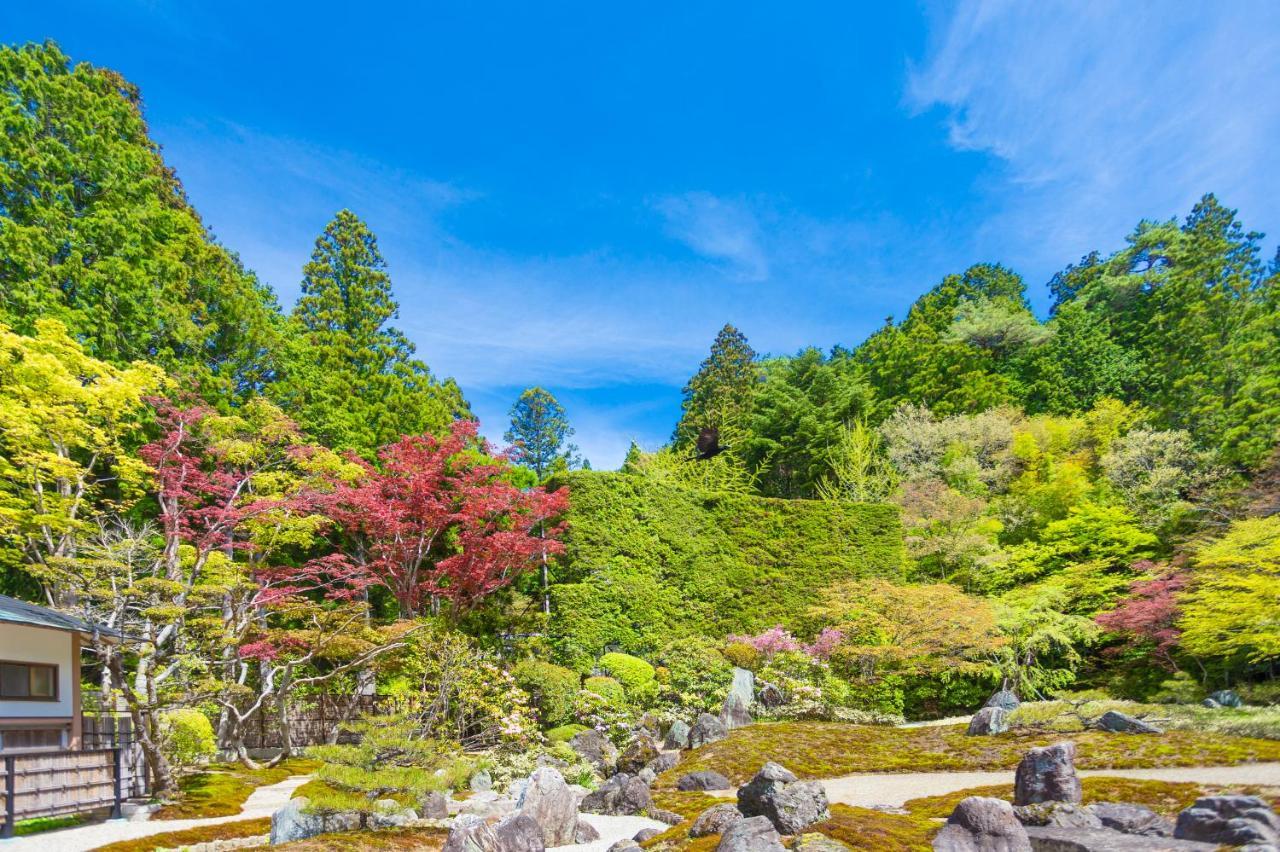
[653,191,770,282]
[908,0,1280,280]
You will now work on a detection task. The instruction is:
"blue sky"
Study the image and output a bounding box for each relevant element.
[7,2,1279,468]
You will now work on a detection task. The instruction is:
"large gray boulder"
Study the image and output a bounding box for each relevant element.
[370,799,418,829]
[985,689,1021,712]
[758,682,786,709]
[443,812,546,852]
[1086,802,1172,837]
[716,815,785,852]
[1207,689,1243,708]
[574,820,601,843]
[1013,802,1101,829]
[689,712,729,749]
[664,719,691,750]
[737,761,830,835]
[471,769,494,792]
[634,827,664,843]
[570,729,620,776]
[1013,742,1082,806]
[647,751,680,775]
[690,803,745,837]
[517,767,578,847]
[419,790,450,819]
[461,791,518,820]
[967,706,1010,736]
[618,734,661,774]
[270,797,359,845]
[678,770,733,791]
[931,796,1031,852]
[1095,710,1162,735]
[1023,826,1215,850]
[1173,795,1280,847]
[607,842,642,852]
[580,772,653,816]
[721,668,756,730]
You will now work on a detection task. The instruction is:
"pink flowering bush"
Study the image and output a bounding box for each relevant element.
[805,627,845,660]
[727,625,846,661]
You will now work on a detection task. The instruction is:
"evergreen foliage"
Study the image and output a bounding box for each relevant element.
[505,386,579,479]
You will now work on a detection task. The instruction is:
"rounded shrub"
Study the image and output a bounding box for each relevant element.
[653,636,733,711]
[158,708,216,770]
[583,675,627,707]
[512,659,580,728]
[722,641,761,670]
[598,652,657,705]
[545,723,589,743]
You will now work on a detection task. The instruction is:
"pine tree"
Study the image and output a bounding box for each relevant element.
[276,210,467,454]
[504,387,579,479]
[674,323,760,448]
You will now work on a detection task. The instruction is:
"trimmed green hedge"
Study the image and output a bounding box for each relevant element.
[546,471,904,670]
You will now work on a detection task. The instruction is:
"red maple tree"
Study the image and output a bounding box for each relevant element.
[1095,560,1188,670]
[325,419,569,617]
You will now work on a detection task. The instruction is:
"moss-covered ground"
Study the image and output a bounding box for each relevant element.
[152,758,320,820]
[248,826,448,850]
[656,721,1280,787]
[90,817,271,852]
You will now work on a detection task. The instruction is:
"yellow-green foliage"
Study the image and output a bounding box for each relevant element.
[599,652,658,703]
[583,675,626,706]
[657,722,1280,787]
[158,709,216,770]
[90,817,270,852]
[512,659,580,728]
[152,759,319,820]
[1179,516,1280,665]
[1008,698,1280,740]
[546,471,904,668]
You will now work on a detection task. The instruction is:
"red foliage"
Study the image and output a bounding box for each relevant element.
[325,419,569,617]
[1095,560,1188,668]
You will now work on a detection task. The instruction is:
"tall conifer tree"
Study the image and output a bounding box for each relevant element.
[674,323,760,448]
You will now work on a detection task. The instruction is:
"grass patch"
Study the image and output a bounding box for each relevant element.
[153,758,320,820]
[1009,699,1280,740]
[90,817,270,852]
[808,803,937,851]
[905,776,1280,820]
[657,721,1280,787]
[15,814,88,835]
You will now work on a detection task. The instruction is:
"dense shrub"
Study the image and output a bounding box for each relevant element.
[598,652,657,704]
[545,471,904,665]
[158,709,216,771]
[512,660,580,728]
[582,675,626,707]
[722,641,761,670]
[652,636,733,711]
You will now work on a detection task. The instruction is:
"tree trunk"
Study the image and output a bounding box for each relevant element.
[106,655,179,797]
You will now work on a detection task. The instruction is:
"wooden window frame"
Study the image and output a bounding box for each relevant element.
[0,660,59,702]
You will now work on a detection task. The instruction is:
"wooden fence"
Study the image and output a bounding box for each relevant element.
[1,748,124,838]
[241,694,395,750]
[83,715,148,799]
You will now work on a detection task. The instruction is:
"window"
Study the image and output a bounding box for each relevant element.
[0,662,58,700]
[0,727,66,751]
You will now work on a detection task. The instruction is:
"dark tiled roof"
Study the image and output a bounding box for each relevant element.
[0,594,123,639]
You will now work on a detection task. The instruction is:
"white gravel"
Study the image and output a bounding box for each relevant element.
[2,773,310,852]
[554,813,669,852]
[819,762,1280,808]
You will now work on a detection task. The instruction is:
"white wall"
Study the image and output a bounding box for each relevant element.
[0,623,75,719]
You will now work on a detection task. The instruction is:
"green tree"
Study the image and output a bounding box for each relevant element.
[275,210,467,454]
[674,323,760,448]
[0,41,282,403]
[816,420,898,503]
[505,387,580,479]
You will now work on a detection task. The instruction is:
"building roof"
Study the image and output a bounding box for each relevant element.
[0,594,124,641]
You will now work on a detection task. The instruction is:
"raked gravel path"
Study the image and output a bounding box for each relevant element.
[818,762,1280,808]
[1,774,311,852]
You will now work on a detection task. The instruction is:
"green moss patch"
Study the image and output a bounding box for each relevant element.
[808,803,936,851]
[153,758,320,820]
[659,722,1280,786]
[91,817,270,852]
[252,826,448,850]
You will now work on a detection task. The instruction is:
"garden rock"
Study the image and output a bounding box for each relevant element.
[967,706,1010,736]
[1013,802,1101,829]
[419,791,450,819]
[678,770,733,791]
[637,767,657,787]
[1086,802,1172,837]
[1013,742,1082,806]
[985,689,1021,712]
[460,791,518,820]
[664,720,691,750]
[580,772,653,816]
[791,834,850,852]
[370,799,419,829]
[619,734,661,774]
[931,796,1031,852]
[647,751,680,775]
[517,767,579,847]
[1173,795,1280,847]
[1095,710,1162,734]
[651,808,684,826]
[634,827,663,842]
[1208,689,1243,708]
[758,682,786,709]
[638,713,663,738]
[689,713,729,748]
[1023,826,1214,850]
[1200,697,1221,708]
[608,842,642,852]
[443,812,546,852]
[716,815,785,852]
[690,804,745,837]
[270,797,360,845]
[570,729,620,776]
[574,820,601,843]
[471,769,494,793]
[737,761,830,835]
[721,691,753,730]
